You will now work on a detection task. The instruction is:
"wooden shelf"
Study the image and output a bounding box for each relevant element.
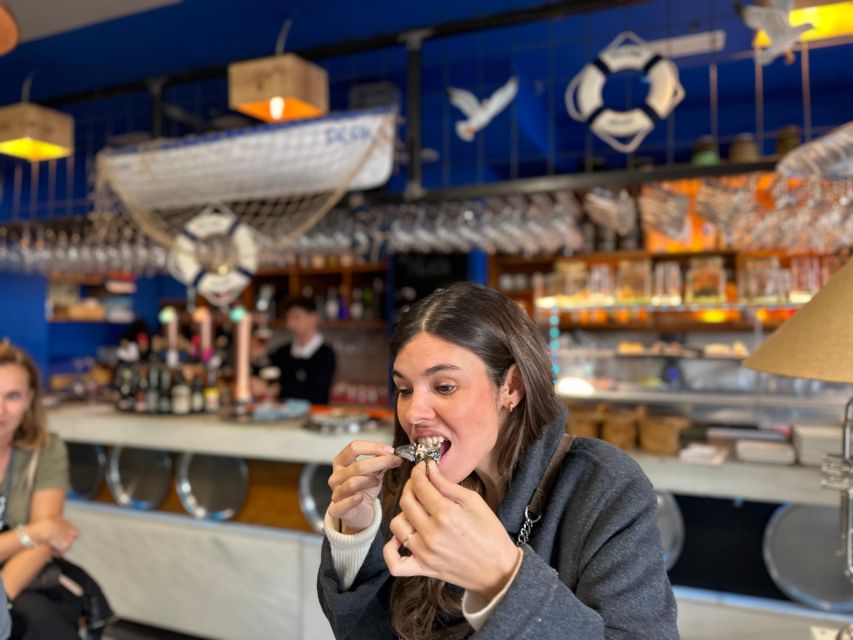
[553,321,782,332]
[271,319,386,331]
[49,319,131,325]
[256,262,387,277]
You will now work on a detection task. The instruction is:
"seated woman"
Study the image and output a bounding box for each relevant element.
[318,283,678,639]
[0,342,80,639]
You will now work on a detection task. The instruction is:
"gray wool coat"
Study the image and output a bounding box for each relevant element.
[317,404,679,639]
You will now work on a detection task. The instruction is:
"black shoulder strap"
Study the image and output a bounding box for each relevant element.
[516,433,574,546]
[528,433,574,519]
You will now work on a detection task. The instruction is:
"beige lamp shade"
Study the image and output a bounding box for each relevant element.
[228,53,328,123]
[743,256,853,383]
[0,103,74,161]
[0,6,19,57]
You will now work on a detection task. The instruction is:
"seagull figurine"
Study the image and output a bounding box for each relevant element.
[735,0,814,66]
[447,76,518,142]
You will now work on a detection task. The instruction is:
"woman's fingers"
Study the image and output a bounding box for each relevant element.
[332,441,395,467]
[399,479,436,536]
[330,473,382,503]
[327,492,364,520]
[329,452,401,490]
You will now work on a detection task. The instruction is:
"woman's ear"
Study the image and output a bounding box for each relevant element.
[500,364,525,412]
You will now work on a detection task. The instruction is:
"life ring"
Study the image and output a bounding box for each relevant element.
[565,32,685,154]
[168,204,258,306]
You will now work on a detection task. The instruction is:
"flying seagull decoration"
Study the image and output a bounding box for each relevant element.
[735,0,814,66]
[447,76,518,142]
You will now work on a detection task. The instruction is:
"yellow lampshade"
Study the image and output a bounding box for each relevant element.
[743,257,853,383]
[228,53,328,123]
[754,1,853,47]
[0,103,74,161]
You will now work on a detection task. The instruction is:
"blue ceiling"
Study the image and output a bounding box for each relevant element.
[0,0,851,218]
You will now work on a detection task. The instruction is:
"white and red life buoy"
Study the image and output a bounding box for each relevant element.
[565,32,685,154]
[168,204,258,306]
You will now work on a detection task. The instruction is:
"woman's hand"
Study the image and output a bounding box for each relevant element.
[26,516,79,555]
[383,462,520,600]
[328,440,402,534]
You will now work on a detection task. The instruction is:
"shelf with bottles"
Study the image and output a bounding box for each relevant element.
[113,359,225,417]
[250,261,389,328]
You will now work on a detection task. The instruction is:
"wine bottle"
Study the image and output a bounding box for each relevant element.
[158,368,172,414]
[171,369,191,415]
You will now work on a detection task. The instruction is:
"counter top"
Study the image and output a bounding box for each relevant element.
[48,404,393,464]
[48,405,836,506]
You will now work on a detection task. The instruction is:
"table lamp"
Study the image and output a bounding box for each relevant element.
[743,256,853,581]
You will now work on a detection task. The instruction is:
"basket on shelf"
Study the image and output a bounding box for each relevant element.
[639,414,691,455]
[566,403,607,438]
[601,405,646,450]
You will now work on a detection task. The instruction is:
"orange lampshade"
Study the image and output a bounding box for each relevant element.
[0,6,19,57]
[228,53,328,123]
[0,103,74,161]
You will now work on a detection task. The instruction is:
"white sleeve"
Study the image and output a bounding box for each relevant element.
[461,547,524,631]
[323,498,383,590]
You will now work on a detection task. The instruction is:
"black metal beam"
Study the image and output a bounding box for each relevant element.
[44,0,643,108]
[368,159,779,203]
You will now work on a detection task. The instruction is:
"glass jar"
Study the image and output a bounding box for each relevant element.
[686,257,726,304]
[743,257,787,304]
[616,260,651,305]
[652,261,683,306]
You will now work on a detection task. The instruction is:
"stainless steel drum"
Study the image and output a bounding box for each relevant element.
[176,453,249,521]
[106,447,172,510]
[66,442,106,500]
[303,412,375,434]
[656,491,685,570]
[299,464,333,534]
[763,504,853,613]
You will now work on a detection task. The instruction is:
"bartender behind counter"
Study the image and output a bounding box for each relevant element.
[269,297,336,405]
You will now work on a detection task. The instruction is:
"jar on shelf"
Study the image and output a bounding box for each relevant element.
[553,261,589,307]
[685,256,726,304]
[652,261,683,306]
[588,264,615,306]
[789,256,821,304]
[743,257,788,305]
[616,259,651,305]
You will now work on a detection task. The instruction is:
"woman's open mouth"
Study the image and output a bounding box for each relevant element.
[396,437,451,463]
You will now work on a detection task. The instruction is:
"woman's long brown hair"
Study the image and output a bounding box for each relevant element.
[384,283,560,639]
[0,341,48,450]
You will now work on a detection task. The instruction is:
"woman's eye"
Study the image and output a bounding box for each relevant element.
[435,384,456,395]
[396,388,412,397]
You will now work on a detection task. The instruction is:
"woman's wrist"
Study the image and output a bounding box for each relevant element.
[15,525,37,549]
[474,545,523,601]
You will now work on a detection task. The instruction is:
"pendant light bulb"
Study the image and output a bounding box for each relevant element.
[269,96,285,120]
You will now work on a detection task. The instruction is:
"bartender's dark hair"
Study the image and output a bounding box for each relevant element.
[384,282,561,640]
[282,296,317,314]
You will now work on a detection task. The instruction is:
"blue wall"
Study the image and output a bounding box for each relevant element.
[0,272,49,375]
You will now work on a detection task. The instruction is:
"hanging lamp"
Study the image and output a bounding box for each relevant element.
[227,19,328,123]
[0,75,74,162]
[0,4,19,57]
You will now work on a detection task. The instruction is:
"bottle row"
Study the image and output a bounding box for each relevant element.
[113,363,223,416]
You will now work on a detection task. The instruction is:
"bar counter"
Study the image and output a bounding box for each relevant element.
[47,402,393,463]
[47,404,836,638]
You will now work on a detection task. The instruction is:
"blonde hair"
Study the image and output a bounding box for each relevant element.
[0,341,48,450]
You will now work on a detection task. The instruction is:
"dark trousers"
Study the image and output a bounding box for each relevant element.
[10,589,82,640]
